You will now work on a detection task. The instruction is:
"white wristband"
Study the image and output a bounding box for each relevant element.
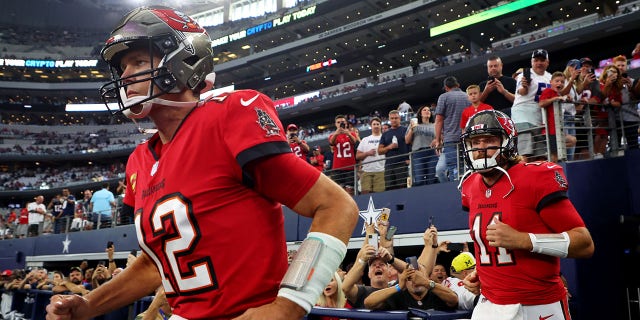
[278,232,347,313]
[528,232,570,258]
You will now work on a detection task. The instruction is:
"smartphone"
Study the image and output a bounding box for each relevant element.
[487,76,495,82]
[367,234,379,254]
[129,249,137,256]
[379,207,391,224]
[522,68,531,82]
[448,243,464,252]
[107,241,114,249]
[428,216,435,227]
[405,256,419,270]
[385,226,397,241]
[98,260,106,267]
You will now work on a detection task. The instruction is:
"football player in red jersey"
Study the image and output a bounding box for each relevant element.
[458,110,594,320]
[45,6,357,320]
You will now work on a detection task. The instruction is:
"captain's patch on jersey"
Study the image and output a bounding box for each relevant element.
[554,171,567,189]
[255,107,281,137]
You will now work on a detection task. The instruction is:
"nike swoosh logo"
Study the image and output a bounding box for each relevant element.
[240,93,260,107]
[539,315,553,320]
[546,164,558,169]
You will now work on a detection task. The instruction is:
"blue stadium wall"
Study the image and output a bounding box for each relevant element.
[1,149,638,318]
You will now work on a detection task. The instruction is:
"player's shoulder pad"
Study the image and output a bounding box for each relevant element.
[521,161,568,189]
[210,89,268,106]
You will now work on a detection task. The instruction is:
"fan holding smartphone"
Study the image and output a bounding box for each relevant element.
[512,49,552,159]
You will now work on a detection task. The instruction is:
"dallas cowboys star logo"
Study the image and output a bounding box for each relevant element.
[62,234,71,253]
[358,196,382,234]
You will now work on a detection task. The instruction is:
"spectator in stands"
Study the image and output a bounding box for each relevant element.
[405,106,437,186]
[16,206,29,238]
[592,65,623,157]
[479,55,516,117]
[115,181,128,225]
[364,226,458,311]
[42,212,54,234]
[315,272,349,310]
[539,71,577,162]
[77,189,93,216]
[287,124,310,159]
[382,123,390,133]
[89,183,115,229]
[70,208,91,231]
[347,122,361,144]
[342,223,395,308]
[427,263,446,283]
[443,252,478,311]
[52,267,90,296]
[433,76,470,182]
[460,85,494,130]
[378,110,410,190]
[573,57,600,160]
[612,55,640,149]
[309,146,325,172]
[48,194,64,232]
[511,49,552,161]
[58,189,76,233]
[560,59,583,160]
[356,117,385,193]
[91,264,112,290]
[329,115,358,192]
[27,195,46,237]
[632,42,640,60]
[397,99,413,121]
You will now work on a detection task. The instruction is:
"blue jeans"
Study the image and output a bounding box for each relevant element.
[436,143,460,183]
[411,148,438,186]
[564,114,576,161]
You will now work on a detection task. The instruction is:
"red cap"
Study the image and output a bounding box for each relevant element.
[287,124,298,131]
[1,269,12,276]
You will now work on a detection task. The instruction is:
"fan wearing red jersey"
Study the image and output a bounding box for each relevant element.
[328,115,357,191]
[287,124,310,160]
[458,110,594,320]
[45,6,358,320]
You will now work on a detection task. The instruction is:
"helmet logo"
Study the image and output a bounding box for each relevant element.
[254,107,281,137]
[151,9,205,33]
[497,116,516,137]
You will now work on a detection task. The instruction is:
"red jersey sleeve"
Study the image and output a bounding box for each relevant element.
[218,90,292,167]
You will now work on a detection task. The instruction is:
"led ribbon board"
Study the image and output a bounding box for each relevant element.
[429,0,546,37]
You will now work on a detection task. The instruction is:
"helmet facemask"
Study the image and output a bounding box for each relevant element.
[460,110,518,174]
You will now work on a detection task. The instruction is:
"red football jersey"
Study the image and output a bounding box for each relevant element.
[461,162,585,305]
[328,133,356,170]
[289,141,309,159]
[460,103,494,129]
[124,90,318,319]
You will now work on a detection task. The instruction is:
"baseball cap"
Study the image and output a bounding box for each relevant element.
[580,57,594,66]
[532,49,548,60]
[69,266,82,274]
[67,195,76,201]
[287,124,298,131]
[1,269,12,276]
[442,76,459,89]
[566,59,581,69]
[450,252,476,273]
[313,146,321,151]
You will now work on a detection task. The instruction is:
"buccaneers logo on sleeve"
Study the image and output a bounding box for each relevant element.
[554,171,568,189]
[255,107,281,137]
